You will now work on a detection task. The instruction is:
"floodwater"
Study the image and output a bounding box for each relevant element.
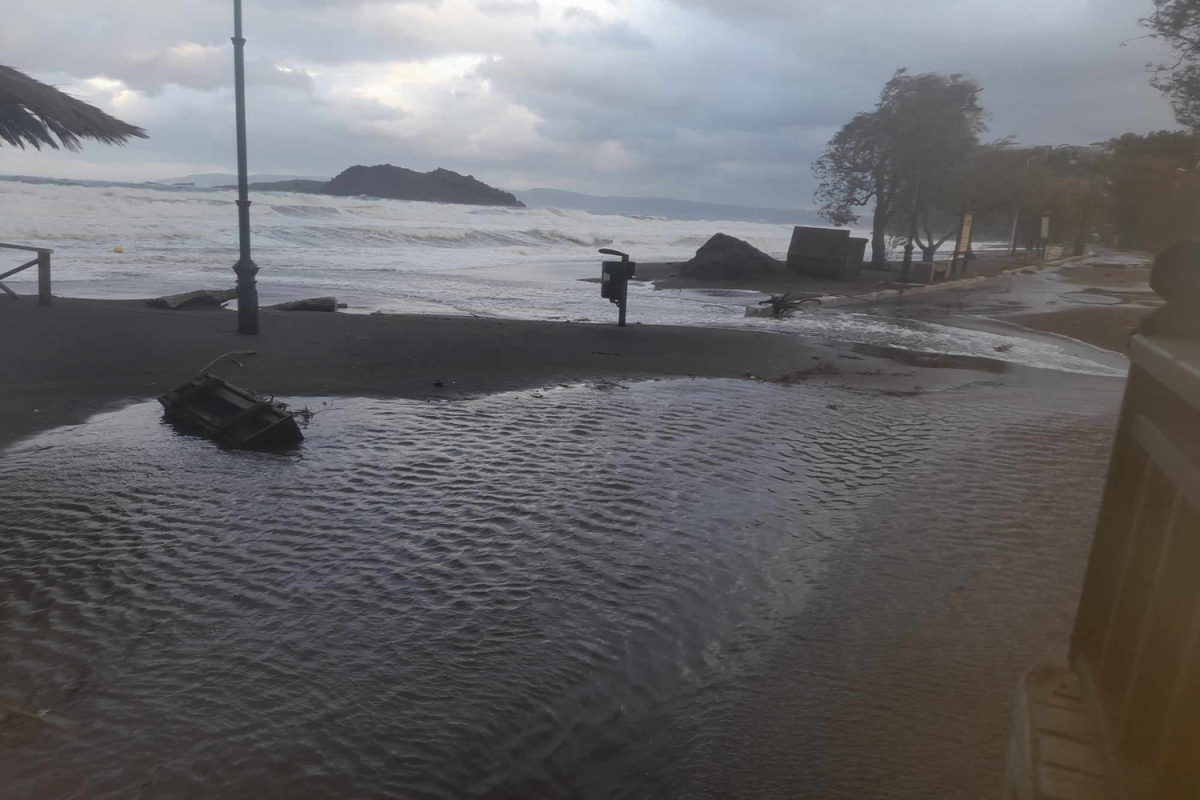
[0,375,1120,798]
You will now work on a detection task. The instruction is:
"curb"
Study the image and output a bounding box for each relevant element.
[745,253,1084,318]
[1000,253,1086,275]
[747,275,987,316]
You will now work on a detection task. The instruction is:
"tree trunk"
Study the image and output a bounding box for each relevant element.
[871,204,888,267]
[919,243,938,262]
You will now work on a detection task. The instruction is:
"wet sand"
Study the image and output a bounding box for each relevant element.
[1007,305,1154,354]
[0,296,980,450]
[1055,263,1151,289]
[1,293,1128,798]
[634,260,905,295]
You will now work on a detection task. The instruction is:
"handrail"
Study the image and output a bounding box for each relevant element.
[1066,239,1200,798]
[0,243,53,304]
[0,242,54,254]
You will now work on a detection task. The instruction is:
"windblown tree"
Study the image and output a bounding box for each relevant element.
[1144,1,1200,129]
[813,69,986,267]
[1104,130,1200,249]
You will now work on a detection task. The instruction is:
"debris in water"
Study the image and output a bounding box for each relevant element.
[159,374,303,449]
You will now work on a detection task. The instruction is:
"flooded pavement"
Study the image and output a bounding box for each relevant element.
[859,251,1159,362]
[0,372,1121,799]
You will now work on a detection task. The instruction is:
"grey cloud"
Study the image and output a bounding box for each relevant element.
[535,13,653,50]
[475,0,541,16]
[563,6,603,23]
[2,0,1183,208]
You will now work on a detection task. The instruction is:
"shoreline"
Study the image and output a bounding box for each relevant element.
[0,297,1120,450]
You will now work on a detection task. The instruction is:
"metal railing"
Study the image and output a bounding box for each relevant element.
[1068,240,1200,798]
[0,242,53,305]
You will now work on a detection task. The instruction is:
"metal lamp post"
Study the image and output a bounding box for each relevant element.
[900,169,921,283]
[231,0,259,335]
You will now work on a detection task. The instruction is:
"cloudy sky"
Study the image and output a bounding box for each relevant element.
[0,0,1183,207]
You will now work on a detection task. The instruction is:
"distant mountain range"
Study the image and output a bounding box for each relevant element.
[151,172,821,223]
[513,188,820,225]
[154,172,330,188]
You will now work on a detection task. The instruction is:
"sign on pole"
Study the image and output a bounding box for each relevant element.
[948,207,975,277]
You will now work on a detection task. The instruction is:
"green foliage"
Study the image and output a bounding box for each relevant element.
[1104,130,1200,250]
[812,69,986,263]
[1144,1,1200,129]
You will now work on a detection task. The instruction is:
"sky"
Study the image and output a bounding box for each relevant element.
[0,0,1184,208]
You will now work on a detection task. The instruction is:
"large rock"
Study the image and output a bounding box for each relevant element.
[678,233,788,281]
[786,226,867,280]
[324,165,525,207]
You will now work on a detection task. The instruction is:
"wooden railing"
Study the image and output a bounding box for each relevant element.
[1067,239,1200,798]
[0,242,53,305]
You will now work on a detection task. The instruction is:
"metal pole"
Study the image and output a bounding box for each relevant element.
[900,169,921,283]
[618,282,627,327]
[948,202,967,278]
[1074,180,1095,256]
[232,0,259,335]
[1008,154,1033,256]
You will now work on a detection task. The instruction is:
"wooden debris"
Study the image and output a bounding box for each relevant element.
[266,297,338,312]
[145,288,237,310]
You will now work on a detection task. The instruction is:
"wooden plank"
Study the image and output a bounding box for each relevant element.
[0,257,38,281]
[0,280,17,299]
[0,242,53,254]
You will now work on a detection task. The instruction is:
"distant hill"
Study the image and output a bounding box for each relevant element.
[514,188,820,225]
[217,179,329,193]
[324,165,524,207]
[154,172,330,188]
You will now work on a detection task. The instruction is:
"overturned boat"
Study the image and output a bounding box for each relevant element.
[158,374,303,449]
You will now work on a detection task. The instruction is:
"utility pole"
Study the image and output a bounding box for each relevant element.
[231,0,259,335]
[900,169,921,283]
[1074,180,1095,256]
[1008,153,1034,256]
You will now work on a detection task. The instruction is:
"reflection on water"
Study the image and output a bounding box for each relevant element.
[0,378,1119,798]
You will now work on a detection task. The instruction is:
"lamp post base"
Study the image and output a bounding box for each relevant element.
[234,259,259,335]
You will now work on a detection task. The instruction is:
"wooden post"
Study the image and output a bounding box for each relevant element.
[37,250,51,305]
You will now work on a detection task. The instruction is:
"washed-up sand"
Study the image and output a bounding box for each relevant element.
[0,297,891,448]
[1056,264,1152,289]
[634,260,905,294]
[1,295,1117,450]
[1007,305,1154,354]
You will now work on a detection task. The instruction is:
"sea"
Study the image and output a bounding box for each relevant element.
[0,176,1123,376]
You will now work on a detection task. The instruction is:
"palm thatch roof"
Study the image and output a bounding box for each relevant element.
[0,65,147,151]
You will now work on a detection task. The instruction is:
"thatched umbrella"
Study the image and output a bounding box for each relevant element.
[0,65,147,150]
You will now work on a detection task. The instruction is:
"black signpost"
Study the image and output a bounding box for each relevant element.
[599,248,636,327]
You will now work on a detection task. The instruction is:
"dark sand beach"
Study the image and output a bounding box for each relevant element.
[0,296,991,449]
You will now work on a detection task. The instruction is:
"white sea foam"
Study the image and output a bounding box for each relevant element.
[0,179,1123,377]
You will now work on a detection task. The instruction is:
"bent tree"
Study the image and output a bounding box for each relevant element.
[1145,0,1200,128]
[813,69,986,267]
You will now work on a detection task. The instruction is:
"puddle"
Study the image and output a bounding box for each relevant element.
[0,378,1122,798]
